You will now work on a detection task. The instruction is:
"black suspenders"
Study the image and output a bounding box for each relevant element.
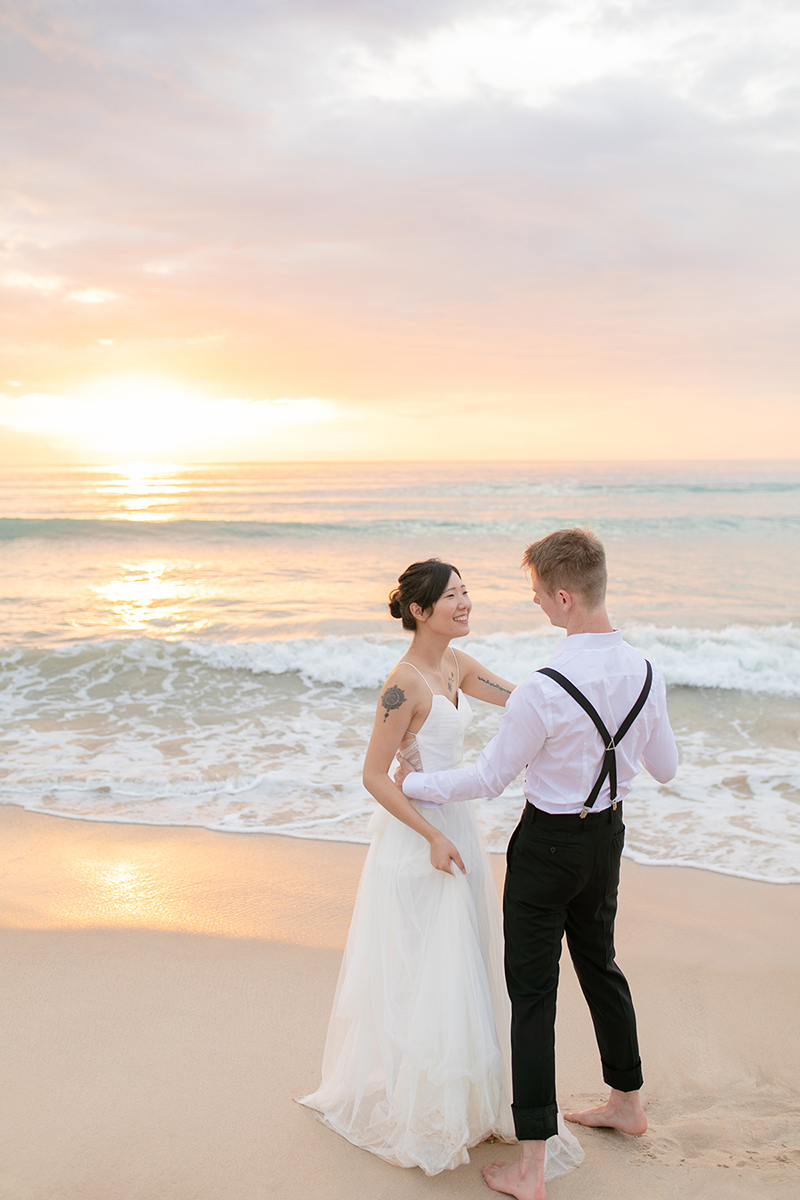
[537,661,653,818]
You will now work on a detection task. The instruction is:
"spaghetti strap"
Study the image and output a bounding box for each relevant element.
[450,646,460,687]
[395,661,434,694]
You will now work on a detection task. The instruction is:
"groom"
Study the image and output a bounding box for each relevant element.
[397,529,677,1200]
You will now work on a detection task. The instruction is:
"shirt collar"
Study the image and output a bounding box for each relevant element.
[550,630,623,660]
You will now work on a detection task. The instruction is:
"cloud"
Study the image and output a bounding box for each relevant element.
[1,0,799,456]
[3,271,117,304]
[3,270,63,292]
[65,288,116,304]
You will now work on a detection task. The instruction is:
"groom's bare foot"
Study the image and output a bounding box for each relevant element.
[564,1088,647,1136]
[482,1141,547,1200]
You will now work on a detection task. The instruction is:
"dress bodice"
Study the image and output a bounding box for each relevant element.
[411,692,472,773]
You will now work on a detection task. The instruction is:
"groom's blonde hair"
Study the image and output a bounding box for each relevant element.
[522,528,607,607]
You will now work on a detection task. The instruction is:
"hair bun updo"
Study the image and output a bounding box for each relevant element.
[388,559,461,631]
[388,593,404,622]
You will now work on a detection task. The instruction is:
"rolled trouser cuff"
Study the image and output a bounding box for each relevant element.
[602,1059,644,1093]
[512,1102,559,1142]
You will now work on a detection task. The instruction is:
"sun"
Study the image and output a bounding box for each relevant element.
[0,375,343,462]
[74,379,341,460]
[75,377,214,459]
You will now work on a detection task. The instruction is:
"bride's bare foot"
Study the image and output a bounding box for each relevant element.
[482,1141,547,1199]
[564,1088,647,1135]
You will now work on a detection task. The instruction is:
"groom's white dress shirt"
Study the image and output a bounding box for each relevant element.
[402,631,678,815]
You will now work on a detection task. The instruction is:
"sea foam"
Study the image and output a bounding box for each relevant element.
[178,625,800,697]
[1,627,799,882]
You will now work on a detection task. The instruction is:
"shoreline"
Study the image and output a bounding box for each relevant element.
[1,805,799,1198]
[4,798,799,889]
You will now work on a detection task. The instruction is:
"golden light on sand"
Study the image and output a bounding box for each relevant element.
[0,809,371,946]
[68,848,188,932]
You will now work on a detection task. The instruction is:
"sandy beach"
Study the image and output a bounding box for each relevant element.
[1,803,798,1200]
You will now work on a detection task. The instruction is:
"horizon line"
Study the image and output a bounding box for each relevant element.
[5,455,800,470]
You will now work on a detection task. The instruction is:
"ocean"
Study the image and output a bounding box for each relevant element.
[1,460,799,883]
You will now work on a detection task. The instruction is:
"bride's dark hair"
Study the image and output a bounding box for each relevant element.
[389,559,461,631]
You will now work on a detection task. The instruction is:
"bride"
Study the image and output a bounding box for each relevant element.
[299,559,583,1179]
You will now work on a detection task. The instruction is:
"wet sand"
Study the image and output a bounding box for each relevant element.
[1,804,798,1199]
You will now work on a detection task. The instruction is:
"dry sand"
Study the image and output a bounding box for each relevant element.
[1,803,798,1200]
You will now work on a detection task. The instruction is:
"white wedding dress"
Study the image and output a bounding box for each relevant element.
[299,660,584,1178]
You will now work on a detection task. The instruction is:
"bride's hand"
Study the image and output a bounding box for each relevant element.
[429,833,466,876]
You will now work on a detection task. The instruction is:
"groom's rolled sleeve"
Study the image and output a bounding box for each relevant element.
[640,669,679,783]
[402,681,548,806]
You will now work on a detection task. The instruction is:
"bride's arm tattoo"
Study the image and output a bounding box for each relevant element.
[478,676,512,696]
[381,684,407,721]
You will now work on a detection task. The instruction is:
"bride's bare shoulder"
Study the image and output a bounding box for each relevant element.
[383,660,428,692]
[374,662,428,726]
[450,645,480,672]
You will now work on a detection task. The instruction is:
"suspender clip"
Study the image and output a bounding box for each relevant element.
[579,806,589,819]
[612,800,618,811]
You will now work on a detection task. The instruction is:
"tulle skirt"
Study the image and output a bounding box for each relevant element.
[299,800,584,1178]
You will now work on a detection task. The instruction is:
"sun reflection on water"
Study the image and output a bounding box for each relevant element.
[96,462,190,522]
[93,560,209,633]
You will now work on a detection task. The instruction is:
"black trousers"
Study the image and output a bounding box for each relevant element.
[503,801,643,1142]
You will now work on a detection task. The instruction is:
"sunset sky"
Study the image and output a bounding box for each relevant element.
[2,0,799,463]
